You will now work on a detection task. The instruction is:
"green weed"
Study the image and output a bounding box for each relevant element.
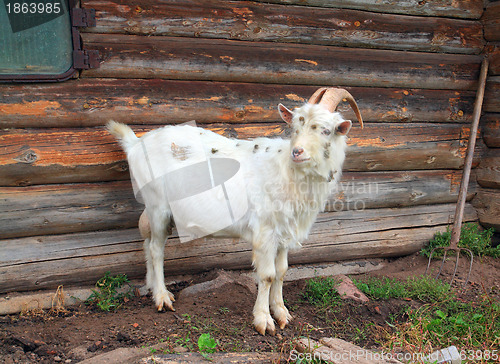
[198,333,218,360]
[421,223,498,259]
[85,271,132,311]
[301,276,342,309]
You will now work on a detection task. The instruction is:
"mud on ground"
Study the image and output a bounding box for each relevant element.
[1,253,498,363]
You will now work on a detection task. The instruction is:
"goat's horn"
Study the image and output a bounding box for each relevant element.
[308,87,328,104]
[312,88,364,129]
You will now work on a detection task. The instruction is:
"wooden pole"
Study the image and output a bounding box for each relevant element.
[450,59,489,247]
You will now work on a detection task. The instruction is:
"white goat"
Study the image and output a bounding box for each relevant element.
[108,87,363,335]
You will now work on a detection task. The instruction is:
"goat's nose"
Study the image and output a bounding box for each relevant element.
[292,147,304,157]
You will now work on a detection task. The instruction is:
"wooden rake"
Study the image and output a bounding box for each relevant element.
[425,59,489,288]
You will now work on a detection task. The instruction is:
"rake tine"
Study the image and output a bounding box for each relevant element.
[450,249,460,286]
[435,249,448,280]
[460,248,474,289]
[425,247,440,276]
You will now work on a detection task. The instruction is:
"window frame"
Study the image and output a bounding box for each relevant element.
[0,0,97,83]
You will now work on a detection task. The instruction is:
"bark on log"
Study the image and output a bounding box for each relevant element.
[0,80,476,128]
[486,44,500,75]
[482,114,500,148]
[0,123,484,186]
[485,77,500,113]
[82,34,482,90]
[473,188,500,230]
[477,148,500,189]
[482,2,500,42]
[0,170,476,240]
[81,0,484,54]
[0,203,477,293]
[253,0,484,19]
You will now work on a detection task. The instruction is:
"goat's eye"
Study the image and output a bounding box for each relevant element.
[322,129,331,136]
[299,116,305,122]
[311,125,317,130]
[295,130,299,134]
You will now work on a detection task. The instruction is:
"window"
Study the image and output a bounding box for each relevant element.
[0,0,98,82]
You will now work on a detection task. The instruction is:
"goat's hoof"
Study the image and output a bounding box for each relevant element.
[254,314,275,336]
[155,292,176,312]
[273,306,293,330]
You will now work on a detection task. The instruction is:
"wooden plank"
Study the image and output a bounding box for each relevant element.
[0,80,477,128]
[253,0,484,19]
[0,181,142,239]
[477,148,500,189]
[0,203,478,293]
[81,0,484,54]
[482,2,500,42]
[473,188,500,230]
[0,169,477,239]
[0,123,484,186]
[485,76,500,113]
[82,33,482,90]
[482,114,500,148]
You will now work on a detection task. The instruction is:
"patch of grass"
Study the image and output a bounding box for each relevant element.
[85,271,132,311]
[301,276,342,309]
[352,275,452,303]
[421,223,498,259]
[352,277,407,300]
[354,275,500,358]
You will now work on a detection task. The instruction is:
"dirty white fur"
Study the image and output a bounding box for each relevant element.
[108,101,354,335]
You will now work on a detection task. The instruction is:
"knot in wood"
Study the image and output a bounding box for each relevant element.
[15,149,38,164]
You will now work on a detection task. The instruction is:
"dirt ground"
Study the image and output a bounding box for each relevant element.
[1,253,499,363]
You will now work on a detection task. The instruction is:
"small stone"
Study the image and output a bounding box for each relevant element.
[173,345,188,353]
[54,356,62,362]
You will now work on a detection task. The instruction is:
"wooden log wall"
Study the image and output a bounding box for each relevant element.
[0,0,488,293]
[476,1,500,231]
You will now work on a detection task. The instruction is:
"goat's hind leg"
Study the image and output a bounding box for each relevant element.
[145,210,175,312]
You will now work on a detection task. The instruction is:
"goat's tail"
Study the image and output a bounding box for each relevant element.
[107,120,139,151]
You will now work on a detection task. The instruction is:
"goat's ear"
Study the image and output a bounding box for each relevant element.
[335,120,352,136]
[278,103,294,124]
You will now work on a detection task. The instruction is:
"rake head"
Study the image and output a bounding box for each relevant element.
[425,246,474,288]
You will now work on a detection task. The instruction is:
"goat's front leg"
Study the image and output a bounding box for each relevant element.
[270,246,292,329]
[252,241,277,336]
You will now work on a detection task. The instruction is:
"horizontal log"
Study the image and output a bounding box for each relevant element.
[0,181,143,239]
[0,123,484,186]
[253,0,484,19]
[0,169,477,240]
[482,114,500,148]
[482,2,500,42]
[330,170,477,211]
[0,203,478,293]
[485,77,500,113]
[0,80,476,128]
[81,0,484,54]
[473,188,500,230]
[82,34,482,90]
[477,148,500,189]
